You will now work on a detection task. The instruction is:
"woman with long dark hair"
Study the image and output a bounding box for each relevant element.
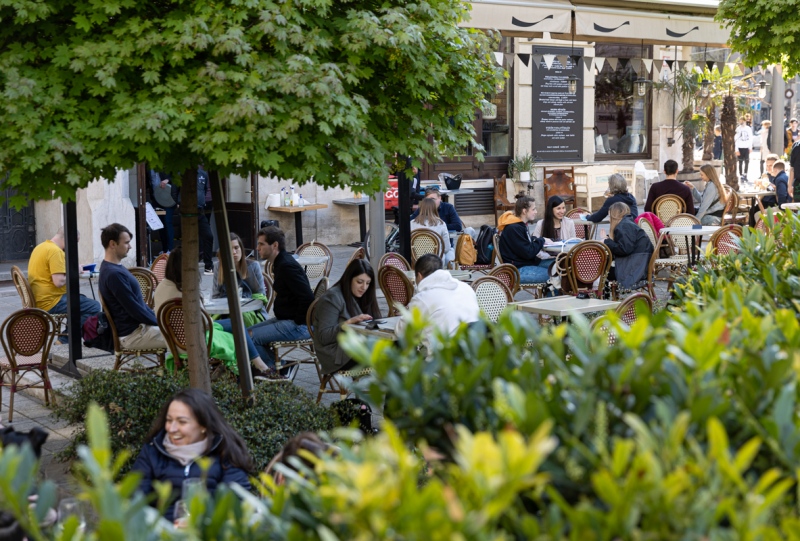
[533,195,577,241]
[132,389,252,522]
[312,258,381,375]
[212,232,264,299]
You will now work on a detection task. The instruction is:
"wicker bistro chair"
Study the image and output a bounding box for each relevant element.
[156,299,218,372]
[269,278,329,381]
[637,218,658,250]
[494,175,515,226]
[262,273,276,314]
[347,246,366,266]
[296,241,334,281]
[378,265,414,316]
[128,267,159,309]
[591,292,653,346]
[488,263,521,296]
[665,214,703,262]
[493,233,546,298]
[455,233,493,273]
[646,232,689,297]
[410,230,444,265]
[378,252,411,271]
[471,276,513,323]
[566,207,591,240]
[0,309,58,422]
[306,299,373,403]
[99,293,165,371]
[10,265,67,341]
[652,194,686,224]
[263,259,274,281]
[564,241,612,298]
[709,225,743,256]
[149,253,169,283]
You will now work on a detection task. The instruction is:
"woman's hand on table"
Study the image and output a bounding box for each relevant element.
[345,314,373,325]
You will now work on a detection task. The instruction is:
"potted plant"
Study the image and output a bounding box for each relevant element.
[509,153,535,182]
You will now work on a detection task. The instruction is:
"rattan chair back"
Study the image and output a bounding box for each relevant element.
[709,224,743,256]
[296,242,334,280]
[471,276,513,323]
[314,277,329,299]
[379,252,411,271]
[149,253,169,283]
[262,273,276,313]
[565,241,612,296]
[410,229,444,265]
[653,194,686,223]
[378,265,414,316]
[10,266,36,309]
[488,263,520,295]
[156,299,213,368]
[129,267,158,309]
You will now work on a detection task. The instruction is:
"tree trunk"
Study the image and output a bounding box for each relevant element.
[702,103,716,162]
[180,167,212,392]
[721,96,739,191]
[681,110,695,174]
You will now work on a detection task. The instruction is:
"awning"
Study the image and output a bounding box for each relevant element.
[462,0,573,37]
[569,0,718,17]
[553,5,729,46]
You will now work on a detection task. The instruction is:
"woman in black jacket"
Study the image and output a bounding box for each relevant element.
[497,193,549,283]
[586,173,638,222]
[598,202,653,288]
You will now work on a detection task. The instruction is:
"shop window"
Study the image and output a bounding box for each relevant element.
[594,43,651,159]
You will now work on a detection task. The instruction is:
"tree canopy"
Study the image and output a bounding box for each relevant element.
[717,0,800,77]
[0,0,501,206]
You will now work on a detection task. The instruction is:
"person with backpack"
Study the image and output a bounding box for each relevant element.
[497,193,550,284]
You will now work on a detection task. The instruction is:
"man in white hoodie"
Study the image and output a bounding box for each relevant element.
[395,254,480,337]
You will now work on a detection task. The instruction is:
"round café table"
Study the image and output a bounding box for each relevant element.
[203,297,264,316]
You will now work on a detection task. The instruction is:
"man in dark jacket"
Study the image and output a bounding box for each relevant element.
[249,226,315,380]
[749,160,791,226]
[410,187,462,231]
[98,223,166,350]
[644,160,694,215]
[790,140,800,201]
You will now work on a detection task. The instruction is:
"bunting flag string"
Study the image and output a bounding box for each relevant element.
[556,55,569,69]
[582,57,594,72]
[516,53,530,68]
[542,54,556,69]
[504,53,515,67]
[532,54,543,68]
[606,57,619,71]
[642,58,653,74]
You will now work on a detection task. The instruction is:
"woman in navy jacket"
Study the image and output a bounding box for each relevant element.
[132,389,252,522]
[586,173,638,222]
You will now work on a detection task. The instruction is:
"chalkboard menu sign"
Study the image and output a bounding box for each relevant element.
[532,46,583,162]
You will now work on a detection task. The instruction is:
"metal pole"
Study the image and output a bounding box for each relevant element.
[209,171,253,398]
[368,192,385,270]
[62,201,82,377]
[397,157,412,263]
[770,64,785,157]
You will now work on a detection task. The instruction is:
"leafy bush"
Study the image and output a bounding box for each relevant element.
[53,371,335,471]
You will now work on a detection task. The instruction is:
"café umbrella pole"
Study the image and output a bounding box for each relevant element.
[60,201,82,378]
[397,157,412,263]
[209,171,253,399]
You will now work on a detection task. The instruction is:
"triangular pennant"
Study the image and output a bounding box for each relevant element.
[684,61,695,72]
[665,59,675,70]
[517,53,530,68]
[583,57,594,72]
[605,57,618,71]
[570,55,582,68]
[532,54,543,68]
[630,60,640,76]
[725,62,736,74]
[504,53,515,67]
[556,55,569,69]
[543,54,555,69]
[706,60,715,73]
[642,58,653,74]
[619,58,629,70]
[593,57,605,71]
[493,52,504,66]
[676,60,686,71]
[738,62,745,73]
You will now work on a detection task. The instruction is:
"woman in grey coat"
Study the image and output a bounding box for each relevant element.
[312,258,381,375]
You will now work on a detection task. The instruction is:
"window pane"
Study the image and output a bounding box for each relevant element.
[482,37,512,157]
[594,43,650,157]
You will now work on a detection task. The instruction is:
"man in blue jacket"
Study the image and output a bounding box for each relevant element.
[410,187,463,231]
[98,223,166,350]
[749,159,791,226]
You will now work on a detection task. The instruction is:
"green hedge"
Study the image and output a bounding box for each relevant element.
[53,371,335,471]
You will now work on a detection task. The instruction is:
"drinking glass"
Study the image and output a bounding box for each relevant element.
[57,498,86,533]
[182,478,204,502]
[173,500,189,529]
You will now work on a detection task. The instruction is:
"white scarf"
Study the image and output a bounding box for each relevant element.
[163,434,210,466]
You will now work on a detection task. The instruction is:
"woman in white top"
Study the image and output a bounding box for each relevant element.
[735,116,754,179]
[532,196,577,267]
[410,198,454,266]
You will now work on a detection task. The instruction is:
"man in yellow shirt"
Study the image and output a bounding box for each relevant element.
[28,228,100,341]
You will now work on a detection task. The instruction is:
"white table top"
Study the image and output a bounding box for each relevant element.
[739,190,773,197]
[332,197,370,206]
[781,202,800,210]
[203,297,264,315]
[344,316,401,339]
[542,240,582,254]
[260,255,329,267]
[511,296,620,317]
[660,225,720,236]
[573,217,609,224]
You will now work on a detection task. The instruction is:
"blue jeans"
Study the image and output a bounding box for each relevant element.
[248,318,310,368]
[519,264,551,284]
[215,319,259,360]
[49,294,101,343]
[159,206,174,253]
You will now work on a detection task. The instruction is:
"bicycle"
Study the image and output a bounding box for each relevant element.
[364,207,401,259]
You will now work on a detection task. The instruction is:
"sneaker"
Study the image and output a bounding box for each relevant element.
[252,367,287,382]
[282,364,299,381]
[204,268,213,275]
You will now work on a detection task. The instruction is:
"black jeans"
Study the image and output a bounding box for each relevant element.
[198,207,214,271]
[737,148,750,176]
